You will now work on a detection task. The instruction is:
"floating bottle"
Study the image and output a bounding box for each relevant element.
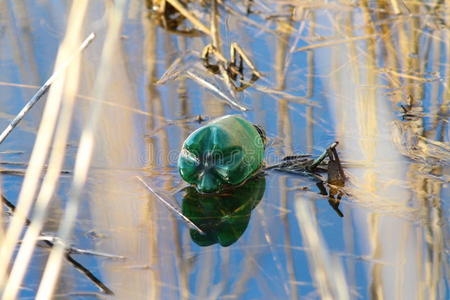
[178,115,265,193]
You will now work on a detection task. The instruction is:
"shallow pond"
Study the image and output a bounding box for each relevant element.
[0,1,448,299]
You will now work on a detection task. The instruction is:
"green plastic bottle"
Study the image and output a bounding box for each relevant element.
[178,115,265,193]
[182,176,265,247]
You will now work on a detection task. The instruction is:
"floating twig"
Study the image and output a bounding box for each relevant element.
[186,71,248,111]
[146,115,208,137]
[35,235,125,259]
[0,33,95,145]
[136,176,205,234]
[0,168,72,177]
[1,195,31,226]
[65,254,114,295]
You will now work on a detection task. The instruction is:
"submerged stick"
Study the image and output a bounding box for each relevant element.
[136,176,205,235]
[1,194,114,295]
[65,254,114,295]
[307,141,339,170]
[0,33,95,145]
[265,142,339,177]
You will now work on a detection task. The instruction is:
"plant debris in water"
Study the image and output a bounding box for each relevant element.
[1,195,114,295]
[2,0,448,298]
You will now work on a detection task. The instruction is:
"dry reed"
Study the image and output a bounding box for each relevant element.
[0,0,447,299]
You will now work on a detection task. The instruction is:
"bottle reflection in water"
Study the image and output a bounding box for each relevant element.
[182,176,266,247]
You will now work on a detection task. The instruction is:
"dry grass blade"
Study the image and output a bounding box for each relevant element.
[166,0,211,36]
[157,57,247,110]
[186,70,248,111]
[389,0,410,14]
[0,33,95,296]
[0,34,95,145]
[252,84,319,106]
[136,176,204,235]
[295,34,377,52]
[211,0,221,50]
[380,68,439,82]
[35,1,128,297]
[155,51,200,85]
[1,4,94,300]
[3,30,92,300]
[0,81,157,118]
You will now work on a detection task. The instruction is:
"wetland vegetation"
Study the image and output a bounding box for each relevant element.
[0,0,448,299]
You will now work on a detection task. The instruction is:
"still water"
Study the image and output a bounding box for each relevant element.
[0,1,448,299]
